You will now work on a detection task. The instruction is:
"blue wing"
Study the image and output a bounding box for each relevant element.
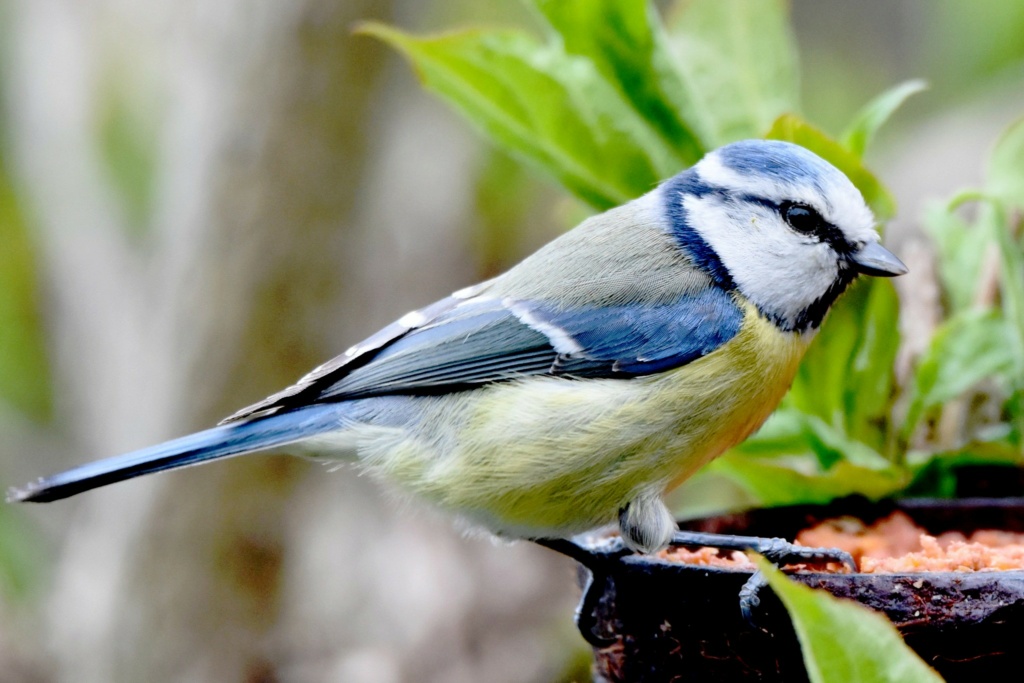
[10,286,744,502]
[538,288,743,375]
[224,285,744,421]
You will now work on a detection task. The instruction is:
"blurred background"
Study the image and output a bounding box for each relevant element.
[0,0,1022,681]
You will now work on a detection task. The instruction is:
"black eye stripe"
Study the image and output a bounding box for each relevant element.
[717,192,856,254]
[779,201,851,253]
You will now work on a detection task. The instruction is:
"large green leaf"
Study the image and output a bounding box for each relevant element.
[361,24,682,209]
[841,80,927,157]
[528,0,705,163]
[767,114,896,220]
[665,0,799,146]
[758,559,943,683]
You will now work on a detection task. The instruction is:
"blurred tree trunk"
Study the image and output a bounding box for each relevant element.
[6,1,574,682]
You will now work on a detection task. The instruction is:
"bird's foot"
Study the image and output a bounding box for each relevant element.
[668,530,857,628]
[534,531,857,643]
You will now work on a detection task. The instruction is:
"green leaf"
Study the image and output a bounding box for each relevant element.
[783,278,899,453]
[922,199,992,313]
[710,450,908,507]
[0,160,52,421]
[528,0,705,164]
[903,308,1017,440]
[785,290,862,428]
[988,123,1024,375]
[983,120,1024,439]
[989,204,1024,380]
[845,279,901,445]
[985,121,1024,381]
[767,114,897,220]
[841,80,927,157]
[362,23,682,209]
[757,559,943,683]
[728,409,824,459]
[664,0,799,147]
[988,117,1024,210]
[737,409,892,469]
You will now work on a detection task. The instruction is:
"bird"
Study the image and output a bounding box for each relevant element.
[8,139,907,563]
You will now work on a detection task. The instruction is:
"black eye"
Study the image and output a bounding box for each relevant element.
[781,202,823,235]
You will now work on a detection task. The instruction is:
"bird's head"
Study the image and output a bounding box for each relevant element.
[664,139,907,332]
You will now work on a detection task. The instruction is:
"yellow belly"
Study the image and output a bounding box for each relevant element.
[358,300,811,538]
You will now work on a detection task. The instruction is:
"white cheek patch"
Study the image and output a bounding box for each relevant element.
[683,194,838,327]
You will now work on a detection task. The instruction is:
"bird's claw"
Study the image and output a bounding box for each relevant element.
[667,530,858,628]
[755,537,856,573]
[739,570,768,629]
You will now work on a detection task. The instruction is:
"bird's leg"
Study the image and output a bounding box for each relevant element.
[668,530,857,626]
[618,495,857,624]
[669,530,856,567]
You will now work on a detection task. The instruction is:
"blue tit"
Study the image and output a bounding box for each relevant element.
[9,139,906,556]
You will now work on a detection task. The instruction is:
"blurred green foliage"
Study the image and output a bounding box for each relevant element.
[0,504,46,601]
[841,79,928,158]
[910,120,1024,460]
[0,54,52,601]
[96,71,161,237]
[923,0,1024,94]
[794,0,1024,136]
[0,156,51,422]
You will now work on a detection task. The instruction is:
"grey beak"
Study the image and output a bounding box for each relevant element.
[849,241,908,277]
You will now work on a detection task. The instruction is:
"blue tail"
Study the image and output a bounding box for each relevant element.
[8,405,343,503]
